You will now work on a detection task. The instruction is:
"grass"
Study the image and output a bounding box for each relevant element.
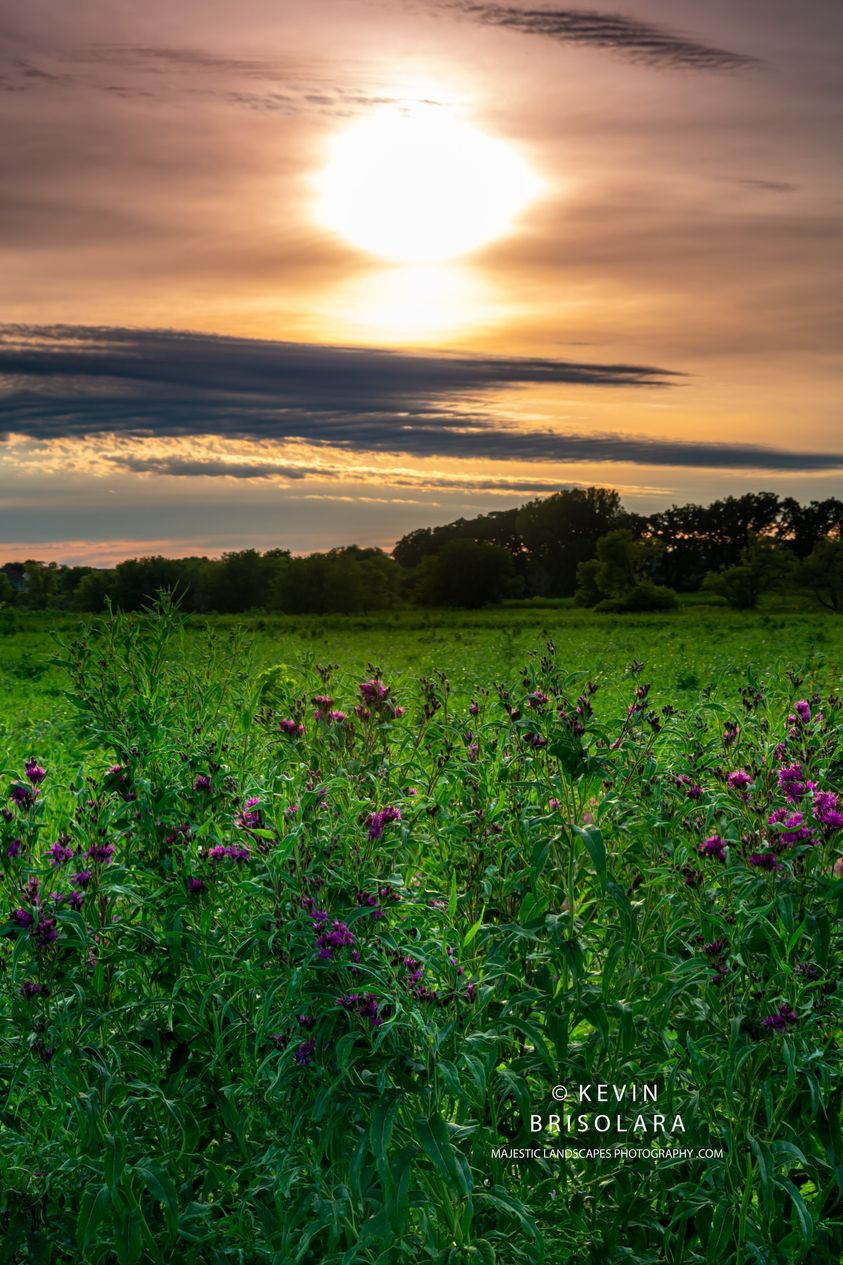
[0,601,842,1263]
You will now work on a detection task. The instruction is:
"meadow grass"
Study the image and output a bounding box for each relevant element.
[0,602,841,1263]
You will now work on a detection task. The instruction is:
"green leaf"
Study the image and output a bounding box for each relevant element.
[77,1185,111,1252]
[573,823,607,890]
[463,906,486,948]
[781,1178,814,1249]
[415,1113,471,1198]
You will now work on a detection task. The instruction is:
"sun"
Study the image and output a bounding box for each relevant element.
[314,104,542,264]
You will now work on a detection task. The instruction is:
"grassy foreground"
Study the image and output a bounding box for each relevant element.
[1,602,842,1263]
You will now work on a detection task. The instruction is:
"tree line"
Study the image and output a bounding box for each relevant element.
[2,488,842,613]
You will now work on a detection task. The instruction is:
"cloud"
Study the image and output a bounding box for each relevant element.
[0,42,445,118]
[1,324,840,472]
[455,5,759,70]
[734,177,799,194]
[119,456,326,480]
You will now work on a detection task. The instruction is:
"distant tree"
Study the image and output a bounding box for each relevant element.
[646,502,711,590]
[392,506,524,572]
[203,550,284,612]
[648,492,786,589]
[392,526,437,570]
[0,571,16,605]
[415,539,522,608]
[516,487,625,596]
[74,569,116,612]
[701,493,782,567]
[800,538,843,611]
[273,547,400,614]
[576,529,676,611]
[776,497,843,559]
[108,556,189,611]
[15,561,65,609]
[59,566,94,606]
[703,534,796,609]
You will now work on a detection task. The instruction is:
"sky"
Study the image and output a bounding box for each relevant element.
[1,0,841,563]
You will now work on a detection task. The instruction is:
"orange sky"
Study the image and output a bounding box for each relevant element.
[1,0,841,561]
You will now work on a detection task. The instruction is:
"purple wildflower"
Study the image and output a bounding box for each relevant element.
[337,992,387,1027]
[192,775,212,793]
[6,838,22,859]
[793,700,811,724]
[25,760,46,785]
[279,718,305,736]
[698,835,727,861]
[749,851,779,871]
[207,844,250,863]
[21,979,49,999]
[727,770,752,790]
[779,764,807,803]
[70,870,92,889]
[314,917,355,959]
[187,877,207,894]
[34,917,58,948]
[10,907,33,929]
[9,784,36,808]
[814,790,843,832]
[164,822,191,847]
[762,1004,798,1031]
[235,798,263,830]
[768,808,816,846]
[359,679,389,705]
[367,805,401,841]
[85,842,115,864]
[294,1039,316,1065]
[355,890,383,919]
[47,841,74,866]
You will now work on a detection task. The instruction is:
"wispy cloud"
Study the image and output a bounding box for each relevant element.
[733,177,798,194]
[455,5,759,70]
[0,42,442,118]
[119,456,327,481]
[1,324,839,472]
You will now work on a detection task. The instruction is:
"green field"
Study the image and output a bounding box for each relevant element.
[2,606,841,766]
[1,605,842,1263]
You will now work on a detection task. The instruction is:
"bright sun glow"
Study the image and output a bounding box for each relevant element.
[314,104,542,263]
[322,264,499,343]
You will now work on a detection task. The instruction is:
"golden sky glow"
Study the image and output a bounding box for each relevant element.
[0,0,841,561]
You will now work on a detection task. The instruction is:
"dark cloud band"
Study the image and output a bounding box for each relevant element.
[1,324,839,473]
[457,5,758,70]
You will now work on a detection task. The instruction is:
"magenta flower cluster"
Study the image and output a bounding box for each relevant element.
[367,806,401,841]
[337,991,388,1027]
